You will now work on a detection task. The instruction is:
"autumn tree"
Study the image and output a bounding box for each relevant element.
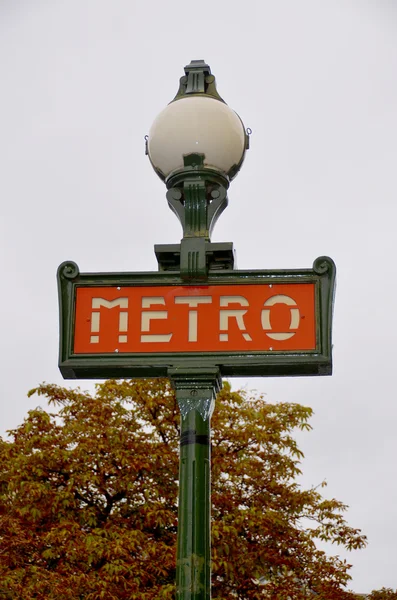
[367,590,397,599]
[0,379,366,599]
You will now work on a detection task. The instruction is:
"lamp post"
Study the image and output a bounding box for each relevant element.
[146,59,249,600]
[57,58,335,600]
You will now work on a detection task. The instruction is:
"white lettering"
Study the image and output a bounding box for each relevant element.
[174,296,212,342]
[219,296,252,342]
[92,298,129,309]
[261,294,300,341]
[118,311,128,343]
[141,297,172,343]
[90,297,129,344]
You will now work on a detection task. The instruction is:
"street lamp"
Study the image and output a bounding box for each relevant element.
[146,59,250,600]
[147,59,250,281]
[57,57,335,600]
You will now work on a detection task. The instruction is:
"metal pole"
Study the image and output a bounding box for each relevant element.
[170,368,221,600]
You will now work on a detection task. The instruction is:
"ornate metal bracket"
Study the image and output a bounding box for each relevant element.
[169,366,221,421]
[156,153,235,280]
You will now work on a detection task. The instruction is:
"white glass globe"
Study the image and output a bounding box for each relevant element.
[148,96,246,180]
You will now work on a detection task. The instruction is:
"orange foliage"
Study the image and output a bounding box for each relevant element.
[368,590,397,599]
[0,379,367,599]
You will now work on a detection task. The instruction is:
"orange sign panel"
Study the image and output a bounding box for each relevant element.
[73,283,316,354]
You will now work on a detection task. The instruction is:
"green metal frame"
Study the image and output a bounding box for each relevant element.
[57,256,335,380]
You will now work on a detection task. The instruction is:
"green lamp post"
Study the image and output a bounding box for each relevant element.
[57,58,335,600]
[146,59,249,599]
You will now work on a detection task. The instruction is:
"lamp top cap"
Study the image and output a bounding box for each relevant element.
[184,59,211,76]
[172,59,224,103]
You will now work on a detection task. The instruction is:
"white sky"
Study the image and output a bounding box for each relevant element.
[1,0,396,594]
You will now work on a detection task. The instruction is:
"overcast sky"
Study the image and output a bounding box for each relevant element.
[1,0,397,594]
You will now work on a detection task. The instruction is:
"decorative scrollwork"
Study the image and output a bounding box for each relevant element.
[313,256,335,275]
[169,188,183,202]
[59,261,80,280]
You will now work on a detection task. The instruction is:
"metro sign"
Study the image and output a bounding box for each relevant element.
[74,284,316,353]
[57,257,335,379]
